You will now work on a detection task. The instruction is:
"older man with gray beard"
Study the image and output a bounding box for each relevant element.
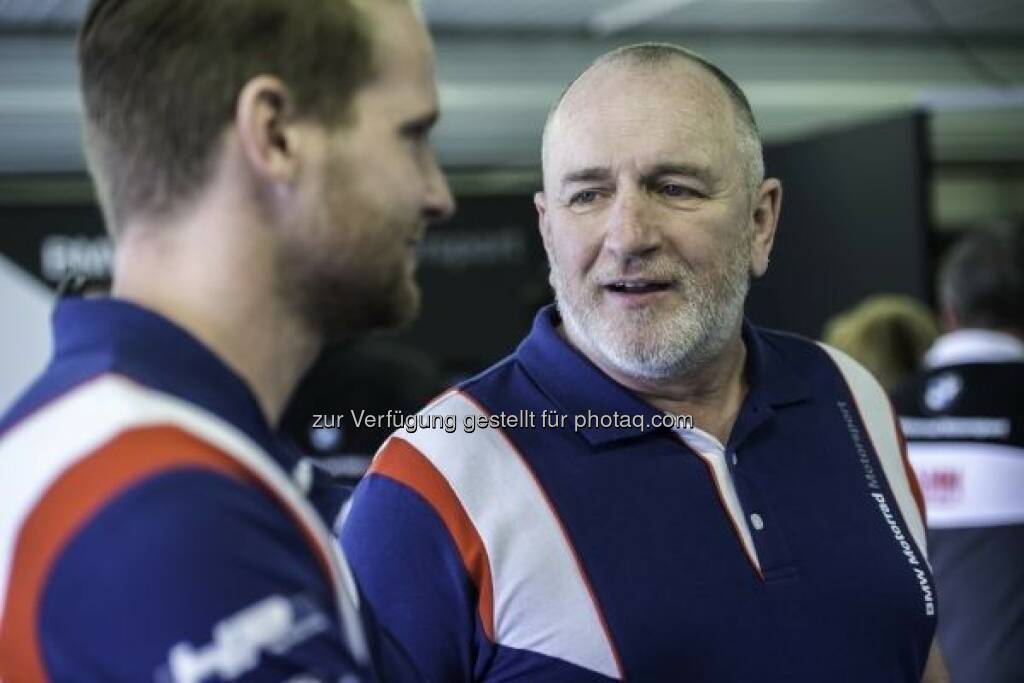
[342,43,947,683]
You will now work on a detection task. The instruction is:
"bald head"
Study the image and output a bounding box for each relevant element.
[542,43,764,195]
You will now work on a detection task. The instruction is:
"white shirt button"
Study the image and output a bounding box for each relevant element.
[731,453,738,466]
[750,513,765,531]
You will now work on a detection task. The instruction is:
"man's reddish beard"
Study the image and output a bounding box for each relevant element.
[273,219,421,345]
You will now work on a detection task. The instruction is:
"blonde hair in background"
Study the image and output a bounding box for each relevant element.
[822,295,939,393]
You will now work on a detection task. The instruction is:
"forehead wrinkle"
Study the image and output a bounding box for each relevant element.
[560,166,613,186]
[552,115,718,186]
[544,61,742,195]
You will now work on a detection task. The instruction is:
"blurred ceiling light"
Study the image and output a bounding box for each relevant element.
[589,0,699,36]
[916,87,1024,111]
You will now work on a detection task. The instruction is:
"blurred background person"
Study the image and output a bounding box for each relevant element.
[893,224,1024,683]
[822,294,940,392]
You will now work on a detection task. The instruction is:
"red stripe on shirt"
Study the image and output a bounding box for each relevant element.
[0,426,255,682]
[890,406,928,526]
[453,390,627,681]
[368,436,497,642]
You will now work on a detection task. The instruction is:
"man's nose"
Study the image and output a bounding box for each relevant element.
[603,188,661,260]
[423,155,456,224]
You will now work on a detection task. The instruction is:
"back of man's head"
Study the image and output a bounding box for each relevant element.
[78,0,374,237]
[939,224,1024,332]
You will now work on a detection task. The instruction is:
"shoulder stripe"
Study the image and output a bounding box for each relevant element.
[0,426,251,682]
[818,344,929,556]
[0,375,368,671]
[893,413,927,526]
[379,390,623,680]
[368,436,496,640]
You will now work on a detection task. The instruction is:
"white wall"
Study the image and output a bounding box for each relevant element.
[0,255,53,408]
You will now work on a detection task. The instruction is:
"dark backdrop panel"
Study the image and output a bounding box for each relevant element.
[746,111,933,338]
[394,195,548,374]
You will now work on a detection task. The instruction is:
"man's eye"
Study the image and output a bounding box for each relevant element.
[660,183,696,198]
[404,129,428,143]
[570,190,600,206]
[401,123,432,143]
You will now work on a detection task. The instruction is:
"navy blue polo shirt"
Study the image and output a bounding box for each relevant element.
[0,297,416,681]
[343,305,936,682]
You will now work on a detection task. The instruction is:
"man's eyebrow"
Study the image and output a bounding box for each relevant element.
[645,162,713,181]
[560,163,715,188]
[560,167,613,186]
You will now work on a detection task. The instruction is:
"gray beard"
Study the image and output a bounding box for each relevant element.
[552,257,749,381]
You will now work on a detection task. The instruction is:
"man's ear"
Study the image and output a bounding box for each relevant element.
[535,190,558,290]
[235,75,301,185]
[749,177,782,279]
[535,190,552,252]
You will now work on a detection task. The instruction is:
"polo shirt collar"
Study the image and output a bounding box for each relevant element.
[51,296,289,466]
[516,305,811,447]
